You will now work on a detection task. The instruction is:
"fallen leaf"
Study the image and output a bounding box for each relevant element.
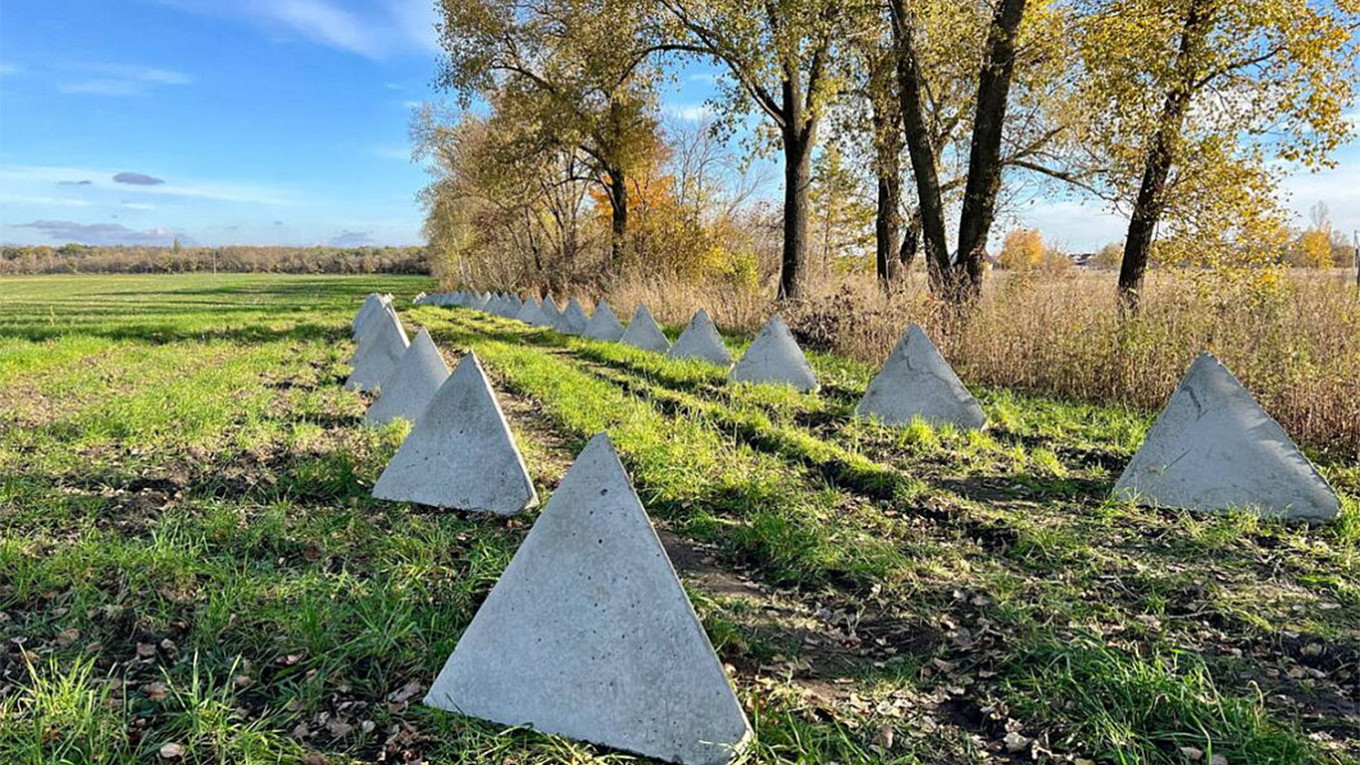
[159,742,183,759]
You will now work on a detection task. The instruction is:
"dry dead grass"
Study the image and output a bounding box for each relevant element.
[609,267,1360,459]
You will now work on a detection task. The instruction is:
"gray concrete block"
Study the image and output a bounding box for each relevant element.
[372,351,537,514]
[364,327,450,427]
[541,294,562,322]
[556,298,589,335]
[729,315,817,392]
[856,324,985,429]
[583,299,625,342]
[424,433,751,764]
[516,298,552,326]
[1113,352,1340,520]
[667,309,731,366]
[620,304,670,353]
[346,308,410,391]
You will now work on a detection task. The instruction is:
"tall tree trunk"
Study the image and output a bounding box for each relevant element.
[779,77,814,301]
[889,0,950,295]
[954,0,1028,303]
[900,207,921,272]
[1118,0,1214,312]
[605,166,629,270]
[871,97,903,286]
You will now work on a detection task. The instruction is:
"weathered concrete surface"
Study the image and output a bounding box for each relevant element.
[346,308,409,391]
[540,294,562,322]
[353,298,395,341]
[1113,352,1339,520]
[620,304,671,353]
[352,293,390,336]
[555,298,589,335]
[728,315,817,392]
[424,433,751,765]
[856,324,986,429]
[667,309,731,366]
[515,298,551,326]
[372,351,537,514]
[364,327,450,427]
[583,299,625,341]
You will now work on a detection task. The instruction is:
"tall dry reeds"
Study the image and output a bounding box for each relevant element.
[604,268,1360,459]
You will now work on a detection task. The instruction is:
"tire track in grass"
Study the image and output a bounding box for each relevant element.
[421,314,907,592]
[420,307,1359,763]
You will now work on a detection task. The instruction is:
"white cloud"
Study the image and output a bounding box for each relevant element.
[664,102,714,122]
[58,64,193,96]
[0,195,92,208]
[155,0,438,58]
[0,165,296,207]
[0,62,21,77]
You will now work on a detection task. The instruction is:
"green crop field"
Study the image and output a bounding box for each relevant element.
[1,274,1357,765]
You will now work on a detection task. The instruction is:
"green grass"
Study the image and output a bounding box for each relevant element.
[1,274,1356,764]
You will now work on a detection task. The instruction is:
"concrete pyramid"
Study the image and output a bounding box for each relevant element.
[1113,353,1339,520]
[346,308,409,391]
[353,294,390,336]
[364,327,450,427]
[583,299,625,342]
[353,297,394,340]
[515,298,550,326]
[555,298,589,335]
[424,433,751,764]
[372,351,537,514]
[729,315,817,392]
[667,309,731,366]
[856,324,986,429]
[541,293,562,322]
[620,304,670,353]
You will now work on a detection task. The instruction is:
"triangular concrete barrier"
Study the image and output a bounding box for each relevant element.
[620,304,670,353]
[515,298,550,326]
[424,433,751,764]
[556,298,589,335]
[1113,353,1339,520]
[346,308,410,391]
[729,315,817,392]
[541,294,562,322]
[353,294,383,331]
[856,324,985,429]
[667,309,731,366]
[583,299,625,342]
[353,297,394,340]
[372,351,537,514]
[364,327,450,427]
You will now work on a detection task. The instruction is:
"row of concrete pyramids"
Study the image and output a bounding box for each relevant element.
[349,294,751,764]
[405,291,1341,521]
[344,291,1340,760]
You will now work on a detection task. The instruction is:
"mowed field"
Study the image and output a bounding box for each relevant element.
[1,274,1357,765]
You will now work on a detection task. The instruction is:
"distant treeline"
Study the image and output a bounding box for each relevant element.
[0,244,430,275]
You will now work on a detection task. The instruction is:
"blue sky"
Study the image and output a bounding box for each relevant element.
[0,0,1356,251]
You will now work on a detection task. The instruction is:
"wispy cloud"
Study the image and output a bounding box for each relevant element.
[1,165,296,206]
[156,0,437,58]
[0,195,92,208]
[58,64,193,96]
[664,102,715,122]
[8,220,183,246]
[0,62,21,77]
[114,171,166,186]
[327,230,374,246]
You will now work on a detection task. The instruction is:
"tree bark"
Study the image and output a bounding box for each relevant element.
[871,96,903,286]
[1118,0,1214,312]
[889,0,951,295]
[605,166,629,270]
[778,76,815,300]
[953,0,1028,303]
[900,207,921,272]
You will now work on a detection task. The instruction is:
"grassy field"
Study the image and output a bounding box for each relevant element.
[1,273,1357,765]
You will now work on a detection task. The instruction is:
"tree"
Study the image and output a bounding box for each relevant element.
[434,0,666,269]
[655,0,845,299]
[1071,0,1360,309]
[997,228,1044,270]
